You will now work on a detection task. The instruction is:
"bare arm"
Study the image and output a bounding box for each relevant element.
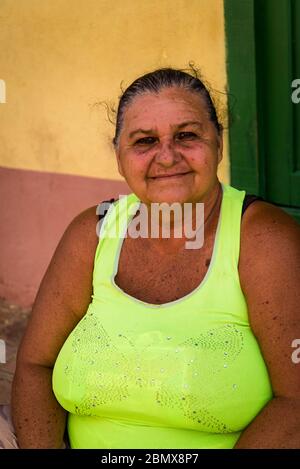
[11,206,99,448]
[235,202,300,448]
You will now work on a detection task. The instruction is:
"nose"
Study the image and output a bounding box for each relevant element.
[154,141,181,167]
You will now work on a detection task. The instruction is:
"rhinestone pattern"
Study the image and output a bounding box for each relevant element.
[58,309,245,432]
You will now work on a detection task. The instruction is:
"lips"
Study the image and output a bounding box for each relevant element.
[149,171,192,179]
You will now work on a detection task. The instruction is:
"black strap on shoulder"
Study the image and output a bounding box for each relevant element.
[96,198,116,237]
[98,194,262,220]
[97,198,116,222]
[242,194,264,216]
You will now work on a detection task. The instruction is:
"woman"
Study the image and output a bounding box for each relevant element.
[10,68,300,448]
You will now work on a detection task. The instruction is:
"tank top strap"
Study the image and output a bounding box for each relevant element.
[92,193,140,288]
[214,184,246,275]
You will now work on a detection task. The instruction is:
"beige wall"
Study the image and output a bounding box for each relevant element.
[0,0,229,182]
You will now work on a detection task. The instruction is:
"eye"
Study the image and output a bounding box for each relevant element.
[176,131,198,141]
[134,136,157,145]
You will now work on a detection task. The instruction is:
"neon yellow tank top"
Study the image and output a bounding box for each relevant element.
[52,184,273,449]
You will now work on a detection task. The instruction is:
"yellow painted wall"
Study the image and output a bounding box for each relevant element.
[0,0,229,182]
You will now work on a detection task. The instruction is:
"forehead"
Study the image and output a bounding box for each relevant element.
[122,87,209,130]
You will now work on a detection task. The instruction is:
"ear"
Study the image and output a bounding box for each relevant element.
[216,130,223,164]
[115,148,124,177]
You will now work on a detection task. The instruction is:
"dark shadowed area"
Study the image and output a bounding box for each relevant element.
[0,299,31,404]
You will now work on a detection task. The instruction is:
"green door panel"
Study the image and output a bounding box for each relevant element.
[225,0,300,222]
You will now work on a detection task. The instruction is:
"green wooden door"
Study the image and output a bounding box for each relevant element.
[225,0,300,222]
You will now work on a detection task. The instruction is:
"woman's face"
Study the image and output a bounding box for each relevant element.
[115,87,223,205]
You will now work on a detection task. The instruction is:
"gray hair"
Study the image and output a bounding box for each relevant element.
[113,67,222,147]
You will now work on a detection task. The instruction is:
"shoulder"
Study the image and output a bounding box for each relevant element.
[16,206,101,367]
[58,205,100,259]
[239,199,300,335]
[37,205,100,323]
[43,204,101,297]
[66,205,99,235]
[238,201,300,400]
[240,200,300,263]
[239,200,300,285]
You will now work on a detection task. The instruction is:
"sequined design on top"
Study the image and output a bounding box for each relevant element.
[58,307,246,433]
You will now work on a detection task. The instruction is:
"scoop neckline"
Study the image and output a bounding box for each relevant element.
[110,184,225,309]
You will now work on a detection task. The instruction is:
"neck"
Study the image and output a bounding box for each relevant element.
[133,182,222,253]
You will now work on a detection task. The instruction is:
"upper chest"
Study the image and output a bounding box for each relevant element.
[112,213,256,306]
[114,226,217,305]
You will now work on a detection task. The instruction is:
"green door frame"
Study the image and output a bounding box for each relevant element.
[224,0,263,196]
[224,0,300,223]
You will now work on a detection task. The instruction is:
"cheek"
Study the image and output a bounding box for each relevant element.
[188,150,210,168]
[189,149,219,173]
[124,156,149,180]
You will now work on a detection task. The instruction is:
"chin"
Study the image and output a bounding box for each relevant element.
[146,188,193,205]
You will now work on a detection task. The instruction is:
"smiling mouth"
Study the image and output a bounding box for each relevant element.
[149,172,193,179]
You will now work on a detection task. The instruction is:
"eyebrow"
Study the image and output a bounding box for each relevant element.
[128,121,203,139]
[129,128,153,139]
[177,121,204,130]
